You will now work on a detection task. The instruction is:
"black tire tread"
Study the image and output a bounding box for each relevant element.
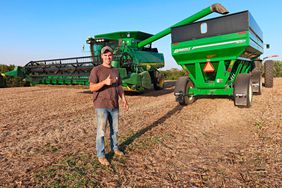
[264,60,273,88]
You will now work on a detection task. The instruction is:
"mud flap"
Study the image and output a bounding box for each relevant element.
[251,71,262,95]
[234,74,252,107]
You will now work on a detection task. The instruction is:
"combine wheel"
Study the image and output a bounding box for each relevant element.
[234,74,252,107]
[155,75,165,90]
[174,76,195,105]
[152,71,164,90]
[264,60,273,88]
[251,71,262,95]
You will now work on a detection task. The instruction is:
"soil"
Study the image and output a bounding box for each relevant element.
[0,78,281,187]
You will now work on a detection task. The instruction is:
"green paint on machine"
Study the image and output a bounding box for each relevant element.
[172,11,264,97]
[3,3,267,102]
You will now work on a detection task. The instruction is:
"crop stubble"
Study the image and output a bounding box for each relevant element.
[0,79,281,187]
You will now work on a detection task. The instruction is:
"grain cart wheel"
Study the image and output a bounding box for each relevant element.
[251,71,262,95]
[234,74,253,108]
[264,60,273,88]
[174,76,195,105]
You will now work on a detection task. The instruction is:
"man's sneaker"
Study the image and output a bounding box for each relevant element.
[98,157,110,166]
[114,150,124,157]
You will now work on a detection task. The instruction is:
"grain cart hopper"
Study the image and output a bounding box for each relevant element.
[173,10,273,107]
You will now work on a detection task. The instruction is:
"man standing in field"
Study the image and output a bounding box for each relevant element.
[89,46,129,166]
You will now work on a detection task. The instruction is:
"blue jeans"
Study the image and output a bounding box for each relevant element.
[95,108,119,158]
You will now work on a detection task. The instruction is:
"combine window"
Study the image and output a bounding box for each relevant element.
[142,43,158,52]
[90,39,118,64]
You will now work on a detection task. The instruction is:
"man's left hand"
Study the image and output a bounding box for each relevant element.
[123,100,129,111]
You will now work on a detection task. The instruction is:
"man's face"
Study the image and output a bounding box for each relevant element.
[101,51,112,66]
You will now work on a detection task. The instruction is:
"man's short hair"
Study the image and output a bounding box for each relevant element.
[101,46,113,54]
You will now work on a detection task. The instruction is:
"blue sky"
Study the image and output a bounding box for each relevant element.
[0,0,281,69]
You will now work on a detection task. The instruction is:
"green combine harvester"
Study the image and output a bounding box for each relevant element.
[86,31,165,91]
[1,3,231,92]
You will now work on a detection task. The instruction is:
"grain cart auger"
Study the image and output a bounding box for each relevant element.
[172,9,273,107]
[86,3,228,92]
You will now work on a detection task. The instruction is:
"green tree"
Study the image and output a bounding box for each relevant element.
[160,68,186,80]
[0,64,15,72]
[0,64,27,87]
[273,60,282,77]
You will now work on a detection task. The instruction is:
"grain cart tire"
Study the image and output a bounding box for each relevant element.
[264,60,273,88]
[234,74,253,108]
[251,71,262,95]
[174,76,195,105]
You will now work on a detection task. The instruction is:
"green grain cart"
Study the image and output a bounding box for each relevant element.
[173,9,273,107]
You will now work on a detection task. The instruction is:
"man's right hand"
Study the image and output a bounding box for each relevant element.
[103,75,114,85]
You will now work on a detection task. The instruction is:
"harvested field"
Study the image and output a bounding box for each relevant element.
[0,78,281,187]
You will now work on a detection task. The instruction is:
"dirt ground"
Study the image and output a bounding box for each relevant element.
[0,78,281,187]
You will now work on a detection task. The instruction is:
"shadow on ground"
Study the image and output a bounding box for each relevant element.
[120,105,183,152]
[105,104,183,161]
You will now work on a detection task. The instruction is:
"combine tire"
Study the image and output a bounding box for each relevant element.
[234,74,252,108]
[150,70,164,90]
[264,60,273,88]
[154,74,165,90]
[174,76,195,105]
[251,71,262,95]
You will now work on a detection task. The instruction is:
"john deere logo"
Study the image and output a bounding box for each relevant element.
[174,47,191,53]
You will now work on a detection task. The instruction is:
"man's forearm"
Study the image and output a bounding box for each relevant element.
[89,81,105,92]
[118,86,124,98]
[118,86,127,101]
